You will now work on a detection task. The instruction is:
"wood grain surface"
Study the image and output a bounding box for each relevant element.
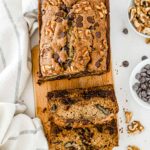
[32,45,113,142]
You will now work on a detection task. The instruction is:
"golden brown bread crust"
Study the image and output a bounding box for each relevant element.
[47,85,119,128]
[38,0,110,82]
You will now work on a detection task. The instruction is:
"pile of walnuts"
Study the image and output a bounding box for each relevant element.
[129,0,150,35]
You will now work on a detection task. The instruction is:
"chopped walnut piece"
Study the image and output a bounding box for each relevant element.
[125,111,133,123]
[127,120,144,134]
[128,145,140,150]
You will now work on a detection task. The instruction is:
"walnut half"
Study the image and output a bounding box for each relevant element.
[127,121,144,134]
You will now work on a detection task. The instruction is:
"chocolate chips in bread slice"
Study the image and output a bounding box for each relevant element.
[48,118,118,150]
[47,85,118,128]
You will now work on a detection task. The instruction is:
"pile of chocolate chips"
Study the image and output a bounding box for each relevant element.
[133,64,150,103]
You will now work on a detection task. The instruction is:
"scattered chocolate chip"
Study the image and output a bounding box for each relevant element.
[87,16,95,24]
[56,17,63,22]
[142,55,148,61]
[55,11,64,17]
[95,59,101,68]
[122,28,128,34]
[53,53,59,61]
[95,32,101,38]
[51,104,57,112]
[122,60,129,67]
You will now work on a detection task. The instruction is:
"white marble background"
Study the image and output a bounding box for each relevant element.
[21,0,150,149]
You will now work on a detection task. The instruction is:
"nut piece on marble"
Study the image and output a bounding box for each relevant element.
[128,145,140,150]
[127,120,144,134]
[145,38,150,44]
[125,111,133,123]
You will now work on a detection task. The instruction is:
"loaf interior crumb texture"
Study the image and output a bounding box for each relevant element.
[48,85,118,128]
[39,0,109,80]
[48,119,118,150]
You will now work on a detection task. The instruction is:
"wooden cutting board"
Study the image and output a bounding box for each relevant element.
[32,45,113,138]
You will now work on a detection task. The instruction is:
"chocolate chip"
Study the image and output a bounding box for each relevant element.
[135,73,141,81]
[122,28,128,34]
[51,104,57,112]
[89,26,95,30]
[95,59,101,68]
[60,4,67,11]
[53,53,59,61]
[87,16,95,24]
[59,32,66,38]
[94,22,99,27]
[122,60,129,67]
[144,64,150,69]
[53,126,62,134]
[95,125,103,133]
[76,15,83,22]
[63,45,69,52]
[76,15,83,27]
[142,56,148,61]
[132,83,140,91]
[55,11,64,17]
[76,22,83,28]
[141,83,147,90]
[68,20,72,26]
[140,77,146,83]
[95,32,101,38]
[68,13,75,20]
[56,17,63,22]
[62,98,76,105]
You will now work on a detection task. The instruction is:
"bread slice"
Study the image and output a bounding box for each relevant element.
[38,0,110,82]
[47,85,118,128]
[48,118,118,150]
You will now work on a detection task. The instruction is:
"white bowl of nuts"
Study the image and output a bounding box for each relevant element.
[128,0,150,38]
[130,59,150,109]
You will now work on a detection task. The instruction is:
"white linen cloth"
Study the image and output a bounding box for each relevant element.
[0,0,48,149]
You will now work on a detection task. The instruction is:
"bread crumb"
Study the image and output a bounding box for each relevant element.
[145,38,150,44]
[128,145,140,150]
[125,111,132,123]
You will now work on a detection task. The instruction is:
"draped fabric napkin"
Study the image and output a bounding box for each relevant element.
[0,0,48,149]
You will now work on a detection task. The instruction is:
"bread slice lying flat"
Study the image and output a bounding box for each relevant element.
[47,85,118,128]
[48,118,118,150]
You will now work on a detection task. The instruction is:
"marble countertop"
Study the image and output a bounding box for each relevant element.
[22,0,150,149]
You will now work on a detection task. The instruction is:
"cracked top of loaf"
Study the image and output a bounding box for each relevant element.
[39,0,110,80]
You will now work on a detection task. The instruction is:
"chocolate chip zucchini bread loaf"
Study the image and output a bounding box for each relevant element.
[39,0,110,81]
[47,85,118,128]
[48,118,118,150]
